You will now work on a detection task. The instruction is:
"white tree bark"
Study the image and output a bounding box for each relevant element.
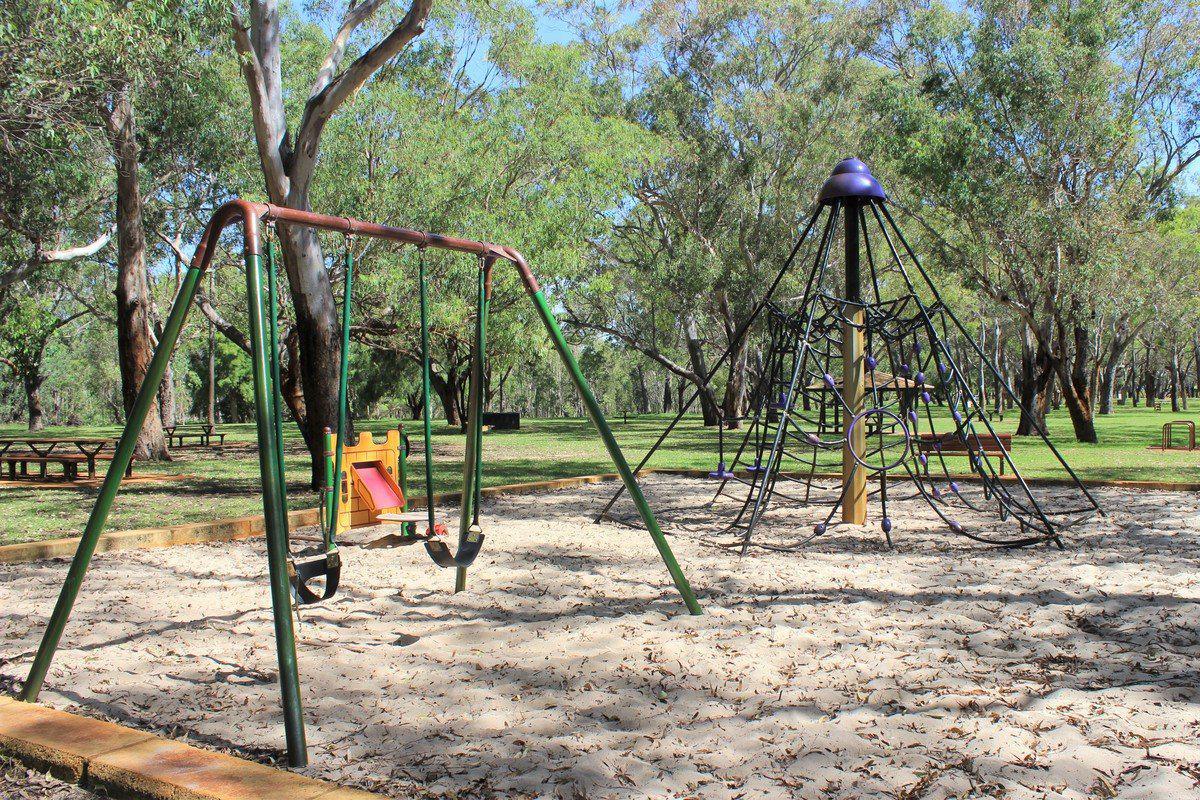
[229,0,433,481]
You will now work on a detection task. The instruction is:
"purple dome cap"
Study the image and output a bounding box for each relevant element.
[818,158,887,205]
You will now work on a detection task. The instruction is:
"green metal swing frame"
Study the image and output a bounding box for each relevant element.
[16,199,701,768]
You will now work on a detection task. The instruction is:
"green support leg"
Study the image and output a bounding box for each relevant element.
[528,289,703,615]
[245,249,309,766]
[21,265,206,701]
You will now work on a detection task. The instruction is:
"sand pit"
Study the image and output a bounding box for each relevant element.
[2,475,1199,799]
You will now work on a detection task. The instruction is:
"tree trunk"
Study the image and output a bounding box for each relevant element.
[721,328,748,429]
[429,369,462,426]
[1016,324,1051,436]
[1098,334,1133,415]
[634,365,649,414]
[234,0,433,485]
[273,220,341,484]
[207,322,216,426]
[662,376,672,413]
[23,369,45,431]
[107,88,167,460]
[159,361,175,428]
[1169,340,1181,413]
[1054,318,1097,443]
[1193,334,1200,399]
[1144,347,1157,408]
[405,390,423,420]
[683,315,720,426]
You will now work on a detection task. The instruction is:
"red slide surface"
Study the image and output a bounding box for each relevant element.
[352,462,404,510]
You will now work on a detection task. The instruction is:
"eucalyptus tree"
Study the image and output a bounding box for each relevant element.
[0,283,87,430]
[0,3,113,293]
[229,0,432,478]
[295,0,652,425]
[875,0,1200,442]
[558,0,877,427]
[0,1,238,457]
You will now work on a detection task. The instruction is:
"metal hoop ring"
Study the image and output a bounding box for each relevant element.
[846,407,912,472]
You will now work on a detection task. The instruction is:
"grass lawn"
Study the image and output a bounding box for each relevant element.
[0,403,1196,545]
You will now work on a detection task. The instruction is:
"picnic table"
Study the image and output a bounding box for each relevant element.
[163,424,226,448]
[0,436,132,481]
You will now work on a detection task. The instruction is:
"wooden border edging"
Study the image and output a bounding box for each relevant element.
[2,469,1198,565]
[0,507,323,565]
[0,696,381,799]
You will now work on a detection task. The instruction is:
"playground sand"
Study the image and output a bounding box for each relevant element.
[2,475,1199,799]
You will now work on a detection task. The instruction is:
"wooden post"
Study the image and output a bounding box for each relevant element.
[841,200,867,525]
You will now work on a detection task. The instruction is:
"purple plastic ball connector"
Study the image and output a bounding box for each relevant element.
[949,481,960,493]
[913,341,922,353]
[918,453,928,466]
[931,485,942,499]
[900,363,910,375]
[881,517,893,534]
[921,391,931,403]
[909,410,919,424]
[916,371,925,384]
[806,433,821,446]
[813,522,827,535]
[823,373,836,388]
[865,355,877,371]
[948,520,965,533]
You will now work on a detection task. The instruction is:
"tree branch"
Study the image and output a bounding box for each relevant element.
[0,225,117,290]
[194,290,252,354]
[230,1,290,200]
[292,0,432,183]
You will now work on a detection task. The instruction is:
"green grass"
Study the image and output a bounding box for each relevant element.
[0,403,1195,545]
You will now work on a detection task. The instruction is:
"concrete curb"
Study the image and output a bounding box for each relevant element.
[0,698,382,799]
[1,469,1197,565]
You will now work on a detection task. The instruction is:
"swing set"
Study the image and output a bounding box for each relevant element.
[18,199,702,768]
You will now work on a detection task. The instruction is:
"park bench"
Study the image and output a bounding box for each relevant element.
[0,453,88,481]
[163,424,226,448]
[916,431,1012,475]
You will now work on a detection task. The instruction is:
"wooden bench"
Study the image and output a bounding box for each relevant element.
[916,431,1012,475]
[0,453,88,481]
[164,424,226,448]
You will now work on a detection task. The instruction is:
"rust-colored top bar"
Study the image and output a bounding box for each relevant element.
[188,199,541,294]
